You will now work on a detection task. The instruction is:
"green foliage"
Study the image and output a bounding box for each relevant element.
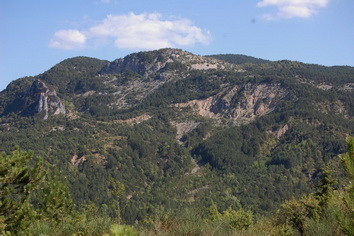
[38,56,108,94]
[273,193,343,236]
[273,164,340,235]
[208,54,270,65]
[142,208,235,236]
[34,174,74,223]
[314,166,335,214]
[0,147,78,235]
[208,202,253,230]
[275,195,320,235]
[0,77,36,116]
[140,69,245,109]
[340,137,354,178]
[110,224,138,236]
[304,203,342,236]
[109,178,125,223]
[25,215,113,236]
[160,61,187,72]
[338,137,354,235]
[0,147,45,233]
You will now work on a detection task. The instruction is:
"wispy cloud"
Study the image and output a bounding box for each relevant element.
[257,0,330,20]
[49,13,211,50]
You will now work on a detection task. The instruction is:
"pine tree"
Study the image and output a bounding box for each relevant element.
[1,147,75,234]
[0,147,45,233]
[109,177,125,223]
[34,173,74,223]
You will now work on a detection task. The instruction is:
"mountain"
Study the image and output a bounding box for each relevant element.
[1,48,354,223]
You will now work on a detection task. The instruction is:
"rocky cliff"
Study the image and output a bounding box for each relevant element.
[26,80,66,119]
[5,80,66,120]
[98,48,240,109]
[100,48,236,75]
[174,83,287,125]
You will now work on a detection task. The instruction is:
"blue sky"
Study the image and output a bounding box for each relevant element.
[1,0,353,91]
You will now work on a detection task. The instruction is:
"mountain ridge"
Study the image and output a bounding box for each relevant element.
[3,48,353,120]
[0,48,353,222]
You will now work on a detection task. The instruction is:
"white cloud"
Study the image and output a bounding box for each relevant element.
[50,13,211,51]
[257,0,330,19]
[49,29,87,50]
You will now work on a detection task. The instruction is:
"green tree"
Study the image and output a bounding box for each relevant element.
[315,166,335,215]
[274,166,338,236]
[109,178,125,223]
[0,147,45,233]
[208,202,253,230]
[338,137,354,235]
[275,195,320,236]
[341,137,354,178]
[34,173,74,223]
[0,147,76,234]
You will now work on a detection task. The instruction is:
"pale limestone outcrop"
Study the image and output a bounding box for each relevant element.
[27,80,66,120]
[267,124,290,140]
[98,48,240,109]
[175,83,287,125]
[171,121,201,141]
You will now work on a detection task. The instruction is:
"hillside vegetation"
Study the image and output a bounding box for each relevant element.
[1,48,354,235]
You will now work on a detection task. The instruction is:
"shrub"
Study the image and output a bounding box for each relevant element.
[209,203,253,230]
[110,224,138,236]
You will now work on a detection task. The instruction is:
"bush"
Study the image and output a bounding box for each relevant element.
[110,224,138,236]
[209,203,253,230]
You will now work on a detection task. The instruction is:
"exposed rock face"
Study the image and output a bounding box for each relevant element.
[171,121,201,142]
[342,83,354,91]
[71,154,87,167]
[71,152,107,168]
[100,48,235,76]
[112,114,152,125]
[175,83,287,124]
[26,80,66,119]
[315,99,349,118]
[100,54,151,75]
[99,48,239,109]
[267,124,290,140]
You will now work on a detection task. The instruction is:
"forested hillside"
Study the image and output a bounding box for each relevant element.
[1,48,354,235]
